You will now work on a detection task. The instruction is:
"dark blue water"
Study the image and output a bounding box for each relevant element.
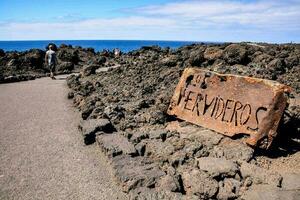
[0,40,202,52]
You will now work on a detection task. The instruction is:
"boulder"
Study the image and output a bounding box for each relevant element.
[129,131,149,144]
[145,140,175,163]
[160,55,179,67]
[182,169,218,199]
[57,61,74,72]
[129,187,183,200]
[78,118,113,144]
[57,48,79,64]
[111,155,165,192]
[197,157,239,178]
[81,64,99,76]
[217,178,241,200]
[267,58,286,74]
[240,162,282,187]
[223,44,247,64]
[284,55,299,69]
[96,133,136,157]
[204,47,223,61]
[156,174,183,192]
[210,138,254,162]
[188,49,205,66]
[24,49,45,69]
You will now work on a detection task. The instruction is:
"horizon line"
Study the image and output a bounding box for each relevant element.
[0,39,298,45]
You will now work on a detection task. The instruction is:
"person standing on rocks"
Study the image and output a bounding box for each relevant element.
[45,44,58,79]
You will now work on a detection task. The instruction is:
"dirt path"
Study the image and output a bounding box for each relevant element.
[0,76,127,200]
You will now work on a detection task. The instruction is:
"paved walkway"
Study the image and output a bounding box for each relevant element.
[0,76,127,200]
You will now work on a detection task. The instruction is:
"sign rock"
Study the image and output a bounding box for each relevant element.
[167,68,291,148]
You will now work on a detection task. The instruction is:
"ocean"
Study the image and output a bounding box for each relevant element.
[0,40,203,52]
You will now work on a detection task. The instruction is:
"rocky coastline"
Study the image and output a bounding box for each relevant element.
[2,42,300,199]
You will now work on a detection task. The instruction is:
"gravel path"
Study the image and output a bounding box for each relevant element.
[0,76,127,200]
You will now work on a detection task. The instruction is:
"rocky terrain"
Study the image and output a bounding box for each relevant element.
[66,42,300,199]
[0,44,101,83]
[2,42,299,199]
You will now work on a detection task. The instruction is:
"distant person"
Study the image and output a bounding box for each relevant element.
[45,44,58,79]
[113,48,121,57]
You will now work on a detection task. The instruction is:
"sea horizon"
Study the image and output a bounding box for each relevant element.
[0,39,214,53]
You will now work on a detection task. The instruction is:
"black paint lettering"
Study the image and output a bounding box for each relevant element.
[247,107,268,131]
[210,96,219,117]
[183,91,195,111]
[222,99,234,122]
[177,87,185,106]
[203,94,216,115]
[214,97,225,119]
[192,93,203,116]
[229,101,243,126]
[240,104,251,125]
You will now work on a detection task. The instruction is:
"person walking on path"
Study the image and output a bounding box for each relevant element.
[45,44,58,79]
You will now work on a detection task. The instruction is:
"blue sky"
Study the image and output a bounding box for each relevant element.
[0,0,299,42]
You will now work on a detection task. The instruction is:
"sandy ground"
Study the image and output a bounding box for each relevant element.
[0,76,127,200]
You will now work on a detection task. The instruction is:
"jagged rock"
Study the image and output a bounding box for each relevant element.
[135,142,146,156]
[103,105,125,122]
[166,122,223,149]
[80,101,95,120]
[148,129,168,140]
[188,49,205,66]
[182,141,205,158]
[160,55,179,67]
[223,44,247,64]
[24,49,45,69]
[129,187,183,200]
[67,91,74,99]
[169,151,187,167]
[96,133,136,157]
[240,162,282,187]
[182,169,218,199]
[252,53,273,65]
[145,140,175,163]
[93,56,107,65]
[82,64,99,76]
[241,185,300,200]
[111,155,165,192]
[57,48,79,64]
[217,178,241,200]
[210,138,254,162]
[66,74,80,88]
[197,157,239,178]
[77,80,94,97]
[267,58,286,75]
[78,118,113,144]
[204,47,223,61]
[57,61,74,72]
[129,132,149,144]
[156,174,183,192]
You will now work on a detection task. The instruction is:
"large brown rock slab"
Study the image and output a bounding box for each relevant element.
[167,68,291,148]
